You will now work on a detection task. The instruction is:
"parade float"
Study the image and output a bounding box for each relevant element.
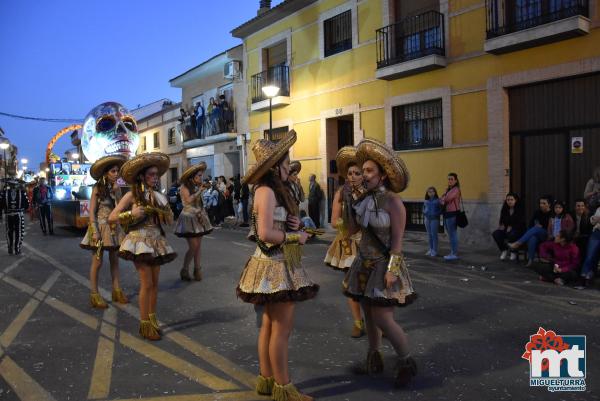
[48,102,139,228]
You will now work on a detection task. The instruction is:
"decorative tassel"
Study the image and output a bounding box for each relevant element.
[148,313,160,330]
[282,242,302,270]
[272,382,308,401]
[255,375,275,395]
[95,239,103,260]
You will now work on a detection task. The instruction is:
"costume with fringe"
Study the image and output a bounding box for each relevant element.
[80,187,124,251]
[237,205,319,304]
[343,187,416,306]
[324,185,362,271]
[173,186,212,237]
[118,190,177,265]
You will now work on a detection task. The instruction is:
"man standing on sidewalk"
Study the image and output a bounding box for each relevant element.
[239,180,250,227]
[33,178,54,235]
[308,174,323,228]
[0,178,29,255]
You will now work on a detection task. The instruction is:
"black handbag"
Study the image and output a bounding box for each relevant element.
[456,198,469,228]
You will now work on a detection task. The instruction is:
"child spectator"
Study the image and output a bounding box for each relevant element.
[492,192,526,261]
[547,200,575,240]
[300,209,316,230]
[535,230,580,286]
[509,195,553,267]
[423,186,442,257]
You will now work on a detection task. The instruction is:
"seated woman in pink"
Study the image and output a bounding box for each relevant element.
[535,229,580,286]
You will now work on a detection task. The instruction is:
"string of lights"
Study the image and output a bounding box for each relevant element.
[0,111,82,123]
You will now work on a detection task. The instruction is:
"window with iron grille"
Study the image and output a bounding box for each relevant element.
[168,127,176,146]
[142,136,147,151]
[392,99,443,150]
[324,10,352,57]
[153,132,160,149]
[263,126,289,143]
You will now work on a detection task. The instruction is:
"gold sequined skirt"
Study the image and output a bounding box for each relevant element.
[119,225,177,265]
[324,233,360,271]
[237,247,319,304]
[174,208,213,237]
[80,208,124,251]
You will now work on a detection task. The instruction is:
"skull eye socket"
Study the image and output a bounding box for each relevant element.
[122,117,137,132]
[96,115,116,132]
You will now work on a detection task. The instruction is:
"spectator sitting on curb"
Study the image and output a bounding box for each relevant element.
[546,200,575,241]
[535,229,580,286]
[509,195,553,267]
[492,192,526,261]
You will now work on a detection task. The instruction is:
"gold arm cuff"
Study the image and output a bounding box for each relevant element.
[284,232,300,244]
[118,211,134,231]
[387,253,406,276]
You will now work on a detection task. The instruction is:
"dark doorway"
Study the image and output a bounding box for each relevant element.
[326,115,354,222]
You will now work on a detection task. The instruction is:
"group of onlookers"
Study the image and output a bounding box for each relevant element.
[168,174,250,227]
[178,95,234,141]
[490,188,599,288]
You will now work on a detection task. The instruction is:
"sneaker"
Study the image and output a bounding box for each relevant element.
[425,250,432,256]
[500,250,508,260]
[554,278,565,286]
[509,252,517,261]
[443,254,458,261]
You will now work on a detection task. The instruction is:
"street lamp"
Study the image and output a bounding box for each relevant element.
[72,153,80,161]
[21,158,28,165]
[262,84,280,139]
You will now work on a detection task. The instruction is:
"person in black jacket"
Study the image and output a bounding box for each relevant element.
[573,198,593,261]
[0,178,29,255]
[32,178,54,235]
[492,192,526,261]
[239,180,250,227]
[509,194,553,267]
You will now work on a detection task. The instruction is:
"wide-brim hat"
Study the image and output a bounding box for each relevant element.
[289,161,302,174]
[242,130,297,185]
[356,138,409,193]
[120,152,170,185]
[90,155,127,180]
[335,146,358,177]
[180,162,207,183]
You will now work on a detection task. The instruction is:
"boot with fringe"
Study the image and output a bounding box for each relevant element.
[112,288,129,304]
[271,382,313,401]
[255,374,275,395]
[180,267,191,281]
[90,292,108,309]
[148,313,162,335]
[193,267,203,281]
[139,320,161,341]
[352,349,383,376]
[394,356,417,388]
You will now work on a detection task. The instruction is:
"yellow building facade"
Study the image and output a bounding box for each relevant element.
[233,0,600,242]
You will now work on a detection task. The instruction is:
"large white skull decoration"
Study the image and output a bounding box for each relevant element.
[81,102,140,162]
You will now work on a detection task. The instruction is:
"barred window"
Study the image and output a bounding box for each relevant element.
[392,99,443,150]
[263,126,289,143]
[153,132,160,149]
[168,127,176,145]
[324,10,352,57]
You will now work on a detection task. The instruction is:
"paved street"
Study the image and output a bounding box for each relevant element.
[0,221,598,401]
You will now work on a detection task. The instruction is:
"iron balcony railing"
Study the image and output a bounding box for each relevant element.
[178,108,236,142]
[376,10,445,69]
[486,0,589,39]
[251,64,290,104]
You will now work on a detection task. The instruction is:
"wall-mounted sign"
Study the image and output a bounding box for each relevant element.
[571,137,583,154]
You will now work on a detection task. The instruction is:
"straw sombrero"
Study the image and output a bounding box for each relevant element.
[242,130,297,184]
[90,155,127,180]
[356,138,409,193]
[335,146,358,177]
[289,161,302,174]
[120,152,170,185]
[180,162,207,183]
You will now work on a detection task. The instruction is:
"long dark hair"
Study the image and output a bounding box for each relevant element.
[553,200,567,218]
[501,192,521,215]
[447,172,460,189]
[255,153,298,216]
[132,166,157,207]
[424,186,439,200]
[183,172,200,193]
[94,164,119,201]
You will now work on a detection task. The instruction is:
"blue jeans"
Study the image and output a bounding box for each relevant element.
[517,226,547,261]
[444,215,458,255]
[581,230,600,279]
[425,217,439,254]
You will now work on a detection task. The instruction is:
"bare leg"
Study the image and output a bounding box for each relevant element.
[361,302,382,351]
[268,302,295,385]
[135,263,152,320]
[149,265,160,314]
[348,298,362,322]
[183,238,194,271]
[108,250,120,290]
[371,306,410,357]
[258,304,273,377]
[193,237,202,269]
[89,253,103,293]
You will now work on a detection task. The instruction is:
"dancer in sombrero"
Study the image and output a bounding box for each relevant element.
[237,130,319,401]
[324,146,366,338]
[343,138,417,387]
[174,162,213,281]
[109,152,176,340]
[80,155,129,308]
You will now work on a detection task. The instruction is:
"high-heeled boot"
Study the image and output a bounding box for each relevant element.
[271,382,313,401]
[148,313,162,335]
[255,374,274,395]
[90,292,108,309]
[394,355,417,387]
[139,320,161,341]
[193,266,202,281]
[352,349,383,376]
[112,288,129,304]
[180,267,191,281]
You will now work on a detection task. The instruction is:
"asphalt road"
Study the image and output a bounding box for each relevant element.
[0,220,598,401]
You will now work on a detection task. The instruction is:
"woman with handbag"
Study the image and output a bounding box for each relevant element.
[440,173,462,261]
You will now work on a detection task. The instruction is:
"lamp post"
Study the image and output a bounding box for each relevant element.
[262,84,280,139]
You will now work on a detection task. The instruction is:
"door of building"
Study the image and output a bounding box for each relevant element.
[326,115,354,222]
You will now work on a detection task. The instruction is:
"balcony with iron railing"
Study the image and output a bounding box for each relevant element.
[484,0,590,54]
[177,108,237,147]
[375,10,447,80]
[250,64,291,112]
